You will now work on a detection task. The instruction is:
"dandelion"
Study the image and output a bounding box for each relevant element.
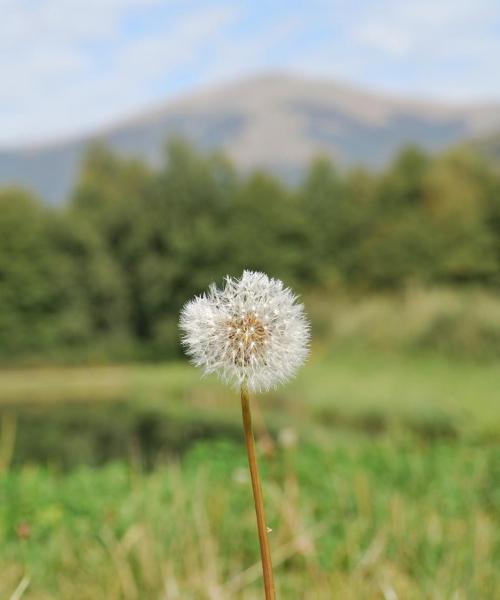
[180,270,310,392]
[180,271,310,599]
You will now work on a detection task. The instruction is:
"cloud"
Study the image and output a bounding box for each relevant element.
[294,0,500,102]
[0,1,241,145]
[354,23,413,57]
[351,0,500,60]
[1,0,500,145]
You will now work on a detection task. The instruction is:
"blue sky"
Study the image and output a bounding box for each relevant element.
[1,0,500,146]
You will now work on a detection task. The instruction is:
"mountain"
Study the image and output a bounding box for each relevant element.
[1,73,500,203]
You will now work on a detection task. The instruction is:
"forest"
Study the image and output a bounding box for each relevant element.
[1,139,499,363]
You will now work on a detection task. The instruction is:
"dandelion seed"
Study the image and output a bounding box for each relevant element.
[179,270,310,392]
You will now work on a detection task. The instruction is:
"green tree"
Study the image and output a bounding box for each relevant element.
[70,143,153,348]
[421,149,499,284]
[229,170,309,288]
[102,140,239,355]
[0,190,76,356]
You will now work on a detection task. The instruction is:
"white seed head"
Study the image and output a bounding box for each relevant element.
[179,271,310,392]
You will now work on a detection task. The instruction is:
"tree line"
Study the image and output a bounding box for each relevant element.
[1,139,499,361]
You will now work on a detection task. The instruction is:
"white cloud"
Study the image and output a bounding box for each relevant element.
[354,24,413,56]
[0,1,241,145]
[1,0,500,145]
[298,0,500,102]
[351,0,500,60]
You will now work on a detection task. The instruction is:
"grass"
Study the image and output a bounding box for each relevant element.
[0,348,499,598]
[1,437,498,599]
[1,348,499,438]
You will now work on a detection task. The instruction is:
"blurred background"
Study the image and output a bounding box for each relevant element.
[1,2,499,598]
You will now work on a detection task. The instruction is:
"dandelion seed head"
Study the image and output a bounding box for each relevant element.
[179,271,310,392]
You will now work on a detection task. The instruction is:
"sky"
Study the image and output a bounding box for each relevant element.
[1,0,500,146]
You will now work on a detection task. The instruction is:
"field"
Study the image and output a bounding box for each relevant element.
[1,349,499,599]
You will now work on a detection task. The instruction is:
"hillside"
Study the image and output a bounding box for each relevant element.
[1,73,500,202]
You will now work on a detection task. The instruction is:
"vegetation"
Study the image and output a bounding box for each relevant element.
[2,436,498,600]
[1,141,500,362]
[0,351,499,599]
[0,348,499,468]
[1,140,499,597]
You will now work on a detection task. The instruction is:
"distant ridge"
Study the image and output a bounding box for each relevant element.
[1,73,500,203]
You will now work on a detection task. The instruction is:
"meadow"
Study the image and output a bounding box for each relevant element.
[1,108,500,600]
[1,348,499,599]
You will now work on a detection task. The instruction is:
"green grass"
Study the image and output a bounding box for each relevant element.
[1,348,499,439]
[294,349,500,438]
[0,349,499,598]
[1,437,498,599]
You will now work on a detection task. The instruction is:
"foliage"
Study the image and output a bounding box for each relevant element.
[1,140,500,360]
[1,435,498,599]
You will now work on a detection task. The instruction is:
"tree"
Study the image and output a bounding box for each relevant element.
[0,189,77,356]
[421,149,499,284]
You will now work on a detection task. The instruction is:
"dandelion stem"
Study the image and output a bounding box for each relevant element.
[240,384,276,599]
